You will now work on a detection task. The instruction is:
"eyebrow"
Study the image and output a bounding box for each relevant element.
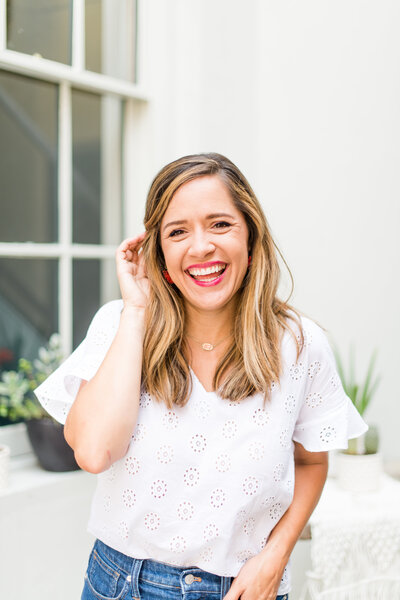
[162,213,235,232]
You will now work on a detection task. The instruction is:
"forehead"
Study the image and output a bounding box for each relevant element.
[162,175,242,220]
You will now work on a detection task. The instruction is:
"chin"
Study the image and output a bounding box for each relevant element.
[189,292,238,311]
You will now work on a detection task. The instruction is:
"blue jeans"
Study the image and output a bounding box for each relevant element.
[81,538,289,600]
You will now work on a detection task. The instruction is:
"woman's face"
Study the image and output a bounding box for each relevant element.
[159,175,250,313]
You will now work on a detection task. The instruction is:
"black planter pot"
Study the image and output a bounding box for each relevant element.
[0,416,25,427]
[25,417,81,472]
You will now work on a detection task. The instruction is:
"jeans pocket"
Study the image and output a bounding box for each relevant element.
[85,547,130,600]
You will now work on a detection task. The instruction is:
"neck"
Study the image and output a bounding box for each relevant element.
[184,298,237,343]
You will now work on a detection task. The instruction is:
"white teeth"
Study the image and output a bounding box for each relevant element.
[194,275,220,282]
[187,264,226,276]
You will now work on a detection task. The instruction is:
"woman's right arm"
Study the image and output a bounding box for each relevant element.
[64,232,150,474]
[64,306,145,474]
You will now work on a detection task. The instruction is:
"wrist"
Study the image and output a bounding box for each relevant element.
[121,304,146,330]
[261,530,293,564]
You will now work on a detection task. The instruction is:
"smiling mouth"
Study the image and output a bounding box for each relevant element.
[185,264,227,281]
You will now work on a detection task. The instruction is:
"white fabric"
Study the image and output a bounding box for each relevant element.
[34,299,368,595]
[299,474,400,599]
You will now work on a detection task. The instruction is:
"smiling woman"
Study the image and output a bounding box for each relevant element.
[140,153,298,404]
[34,152,368,600]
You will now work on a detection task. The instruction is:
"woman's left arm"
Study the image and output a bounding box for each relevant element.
[223,443,329,600]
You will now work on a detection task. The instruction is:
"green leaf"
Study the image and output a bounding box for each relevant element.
[0,332,65,422]
[331,342,381,423]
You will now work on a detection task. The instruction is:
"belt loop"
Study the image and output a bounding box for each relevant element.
[220,575,232,600]
[129,557,144,600]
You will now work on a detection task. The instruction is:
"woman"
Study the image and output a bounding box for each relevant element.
[34,152,368,600]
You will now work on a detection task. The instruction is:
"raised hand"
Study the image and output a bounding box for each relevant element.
[116,232,151,310]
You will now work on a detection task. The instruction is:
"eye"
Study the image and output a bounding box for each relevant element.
[168,229,184,237]
[168,222,231,238]
[213,221,231,229]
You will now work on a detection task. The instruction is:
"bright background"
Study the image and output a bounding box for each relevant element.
[141,0,400,463]
[0,1,399,598]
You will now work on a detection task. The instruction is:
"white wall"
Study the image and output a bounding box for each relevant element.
[255,0,400,465]
[141,0,400,464]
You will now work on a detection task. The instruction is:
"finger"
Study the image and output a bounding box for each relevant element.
[222,591,240,600]
[126,231,146,243]
[136,251,147,278]
[126,238,146,259]
[222,581,242,600]
[117,234,146,263]
[118,232,146,251]
[117,246,134,262]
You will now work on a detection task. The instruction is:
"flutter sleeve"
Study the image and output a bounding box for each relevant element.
[33,298,123,425]
[292,317,369,452]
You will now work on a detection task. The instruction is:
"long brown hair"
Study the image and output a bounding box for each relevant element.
[140,153,313,408]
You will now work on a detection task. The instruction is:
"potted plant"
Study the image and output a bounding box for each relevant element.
[0,333,26,426]
[331,342,382,492]
[0,334,80,472]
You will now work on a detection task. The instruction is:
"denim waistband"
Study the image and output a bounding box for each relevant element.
[93,538,233,599]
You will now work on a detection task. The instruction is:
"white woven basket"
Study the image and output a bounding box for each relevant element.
[0,443,11,491]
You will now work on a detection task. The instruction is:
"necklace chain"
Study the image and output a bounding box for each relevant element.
[185,332,233,351]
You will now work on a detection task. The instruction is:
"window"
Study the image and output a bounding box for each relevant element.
[0,0,146,387]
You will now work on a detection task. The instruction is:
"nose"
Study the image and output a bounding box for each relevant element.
[187,228,215,258]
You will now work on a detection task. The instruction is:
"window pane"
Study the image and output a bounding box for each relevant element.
[0,70,58,243]
[85,0,138,82]
[73,258,120,347]
[72,89,122,245]
[72,90,100,245]
[85,0,102,74]
[7,0,72,64]
[0,258,58,374]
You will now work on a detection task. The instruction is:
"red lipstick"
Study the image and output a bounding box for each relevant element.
[185,265,229,287]
[186,260,226,270]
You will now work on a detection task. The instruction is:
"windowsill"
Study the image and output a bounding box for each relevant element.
[0,422,32,457]
[0,452,93,498]
[0,422,95,499]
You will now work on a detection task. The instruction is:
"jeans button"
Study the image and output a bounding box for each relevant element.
[185,574,195,584]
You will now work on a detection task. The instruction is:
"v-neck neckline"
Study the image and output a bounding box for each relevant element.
[189,366,219,396]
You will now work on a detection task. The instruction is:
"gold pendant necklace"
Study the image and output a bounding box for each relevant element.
[185,332,232,351]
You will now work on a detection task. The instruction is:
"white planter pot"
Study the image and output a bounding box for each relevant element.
[336,451,382,493]
[0,443,11,491]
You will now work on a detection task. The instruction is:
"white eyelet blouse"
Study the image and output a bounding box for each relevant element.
[34,299,368,596]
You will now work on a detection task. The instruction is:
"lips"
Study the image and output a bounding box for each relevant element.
[186,260,227,270]
[185,262,227,278]
[185,264,229,287]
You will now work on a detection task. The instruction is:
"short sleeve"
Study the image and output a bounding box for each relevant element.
[292,317,369,452]
[33,299,124,425]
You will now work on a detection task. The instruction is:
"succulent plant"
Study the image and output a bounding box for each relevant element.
[0,333,64,423]
[331,342,381,455]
